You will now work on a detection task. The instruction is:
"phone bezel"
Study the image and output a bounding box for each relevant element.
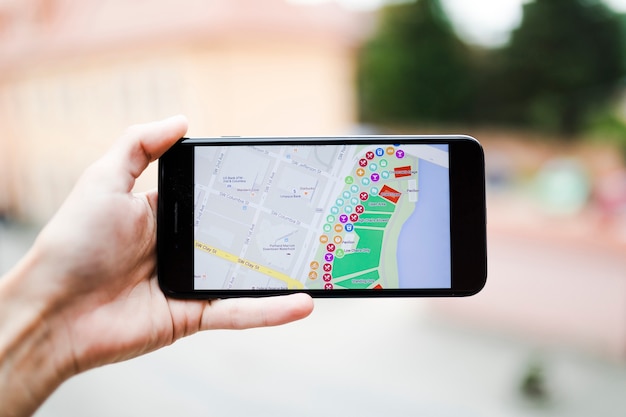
[157,135,487,298]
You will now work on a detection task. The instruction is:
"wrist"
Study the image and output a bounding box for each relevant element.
[0,248,75,417]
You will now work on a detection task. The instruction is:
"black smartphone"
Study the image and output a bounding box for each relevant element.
[158,136,486,298]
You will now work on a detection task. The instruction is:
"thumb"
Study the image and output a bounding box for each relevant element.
[93,115,189,193]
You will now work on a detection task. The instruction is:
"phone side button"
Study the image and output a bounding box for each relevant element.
[174,202,179,234]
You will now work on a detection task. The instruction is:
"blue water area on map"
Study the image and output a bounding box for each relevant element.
[396,159,451,288]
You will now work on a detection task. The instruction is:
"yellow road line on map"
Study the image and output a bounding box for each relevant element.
[195,240,304,289]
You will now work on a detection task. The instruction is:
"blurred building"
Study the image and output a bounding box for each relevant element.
[0,0,361,223]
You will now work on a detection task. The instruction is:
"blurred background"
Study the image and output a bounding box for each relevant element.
[1,0,626,415]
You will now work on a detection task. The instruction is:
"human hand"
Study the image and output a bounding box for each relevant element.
[0,116,313,416]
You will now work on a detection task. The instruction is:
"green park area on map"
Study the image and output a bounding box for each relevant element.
[305,145,423,290]
[335,269,381,290]
[331,228,383,286]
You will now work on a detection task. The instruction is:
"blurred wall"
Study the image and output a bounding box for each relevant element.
[0,0,360,223]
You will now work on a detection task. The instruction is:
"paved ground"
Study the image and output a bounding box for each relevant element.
[0,220,39,276]
[1,220,625,417]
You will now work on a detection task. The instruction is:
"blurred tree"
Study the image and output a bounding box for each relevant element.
[492,0,625,137]
[357,0,474,125]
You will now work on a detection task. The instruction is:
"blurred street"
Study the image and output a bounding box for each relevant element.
[2,0,626,415]
[2,209,625,417]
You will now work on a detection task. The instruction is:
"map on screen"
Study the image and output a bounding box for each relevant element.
[193,143,451,290]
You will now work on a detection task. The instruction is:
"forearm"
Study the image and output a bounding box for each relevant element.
[0,250,73,417]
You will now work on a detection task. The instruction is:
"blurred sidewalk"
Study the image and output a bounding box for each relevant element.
[432,195,626,360]
[0,220,39,275]
[487,195,626,251]
[0,214,624,416]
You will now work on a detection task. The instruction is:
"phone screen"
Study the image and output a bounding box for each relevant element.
[193,143,451,291]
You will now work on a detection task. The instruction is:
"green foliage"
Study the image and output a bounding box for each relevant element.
[584,106,626,157]
[357,0,474,125]
[493,0,626,137]
[358,0,626,139]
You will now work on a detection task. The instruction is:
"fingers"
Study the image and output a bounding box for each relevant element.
[117,114,189,183]
[200,293,314,330]
[145,189,159,219]
[90,115,188,193]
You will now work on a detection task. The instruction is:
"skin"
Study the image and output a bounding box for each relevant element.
[0,115,314,417]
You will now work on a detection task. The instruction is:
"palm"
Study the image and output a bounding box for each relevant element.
[39,187,170,368]
[0,116,313,417]
[34,117,312,374]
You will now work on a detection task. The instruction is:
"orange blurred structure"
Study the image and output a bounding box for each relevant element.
[0,0,361,222]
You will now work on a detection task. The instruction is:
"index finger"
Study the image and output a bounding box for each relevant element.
[200,293,315,330]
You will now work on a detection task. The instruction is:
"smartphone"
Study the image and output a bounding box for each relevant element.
[158,136,486,298]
